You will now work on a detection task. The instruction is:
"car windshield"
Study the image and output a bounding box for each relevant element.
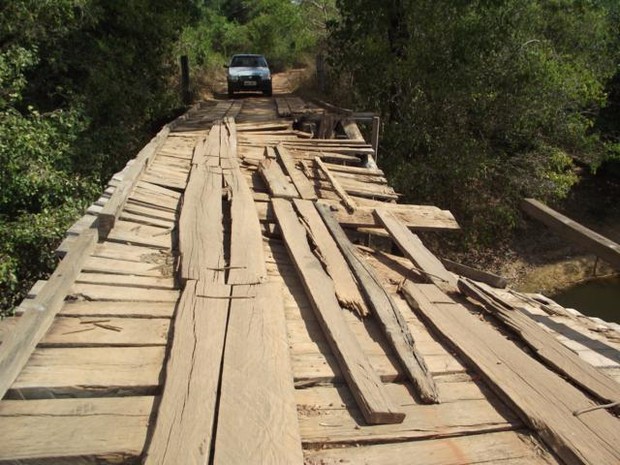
[230,56,267,68]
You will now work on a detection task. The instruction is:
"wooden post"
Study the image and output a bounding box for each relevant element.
[180,55,191,105]
[371,116,380,160]
[316,53,326,92]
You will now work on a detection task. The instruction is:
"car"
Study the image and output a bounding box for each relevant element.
[225,54,272,97]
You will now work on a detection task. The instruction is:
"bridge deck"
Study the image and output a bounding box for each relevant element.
[0,94,618,464]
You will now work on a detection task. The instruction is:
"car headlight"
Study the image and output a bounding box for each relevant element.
[229,75,240,82]
[261,72,271,81]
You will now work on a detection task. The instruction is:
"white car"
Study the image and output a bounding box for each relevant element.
[225,54,272,97]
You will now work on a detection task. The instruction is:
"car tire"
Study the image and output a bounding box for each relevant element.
[263,82,273,97]
[227,84,234,98]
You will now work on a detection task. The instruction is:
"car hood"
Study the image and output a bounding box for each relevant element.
[228,66,270,77]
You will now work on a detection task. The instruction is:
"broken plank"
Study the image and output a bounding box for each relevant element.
[375,208,457,293]
[259,156,299,199]
[316,202,439,403]
[272,198,404,425]
[214,283,303,465]
[221,119,267,284]
[441,258,507,289]
[0,229,97,400]
[458,278,620,407]
[0,397,153,463]
[82,255,170,277]
[401,281,620,465]
[276,144,317,200]
[315,157,357,212]
[179,166,225,282]
[76,272,176,290]
[107,220,172,249]
[294,199,368,316]
[143,281,231,465]
[7,346,165,399]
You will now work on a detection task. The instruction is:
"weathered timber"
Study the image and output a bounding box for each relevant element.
[213,283,303,464]
[440,258,507,289]
[522,198,620,269]
[259,157,299,199]
[316,203,439,403]
[0,228,97,400]
[303,430,558,465]
[276,144,317,200]
[375,208,457,293]
[315,157,358,212]
[272,198,404,424]
[0,397,153,463]
[221,118,267,284]
[458,278,620,406]
[179,166,224,282]
[401,281,620,465]
[143,281,231,465]
[7,346,165,399]
[294,199,368,317]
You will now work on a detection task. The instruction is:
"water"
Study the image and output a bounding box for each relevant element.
[552,276,620,324]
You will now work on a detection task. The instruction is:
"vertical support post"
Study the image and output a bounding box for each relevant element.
[371,116,381,161]
[180,55,191,105]
[316,53,326,93]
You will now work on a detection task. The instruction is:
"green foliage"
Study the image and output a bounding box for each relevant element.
[0,1,194,316]
[330,0,618,247]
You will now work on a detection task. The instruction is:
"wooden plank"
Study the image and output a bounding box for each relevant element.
[331,203,460,230]
[71,283,179,302]
[259,157,299,199]
[221,118,267,284]
[294,199,368,316]
[0,229,97,400]
[272,198,404,425]
[375,208,457,292]
[179,166,225,282]
[315,156,358,212]
[276,144,317,200]
[92,241,172,263]
[40,317,169,347]
[107,220,172,249]
[213,283,303,464]
[441,258,508,288]
[82,255,170,277]
[8,346,165,399]
[0,397,153,463]
[143,281,231,465]
[401,281,620,465]
[522,198,620,269]
[98,121,172,238]
[76,272,176,290]
[316,203,439,403]
[458,278,620,406]
[60,300,175,318]
[304,430,559,465]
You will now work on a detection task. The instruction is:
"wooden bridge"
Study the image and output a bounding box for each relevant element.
[0,92,619,464]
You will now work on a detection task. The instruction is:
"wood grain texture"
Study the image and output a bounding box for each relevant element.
[0,228,97,400]
[8,346,165,399]
[315,156,358,212]
[401,281,620,465]
[375,208,457,292]
[293,198,368,316]
[458,278,620,406]
[304,430,559,465]
[179,166,225,282]
[316,202,439,403]
[0,397,153,463]
[214,283,303,464]
[143,281,231,465]
[276,144,317,200]
[272,198,404,424]
[221,118,267,284]
[259,157,299,199]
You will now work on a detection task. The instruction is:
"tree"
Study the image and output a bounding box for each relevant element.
[330,0,618,246]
